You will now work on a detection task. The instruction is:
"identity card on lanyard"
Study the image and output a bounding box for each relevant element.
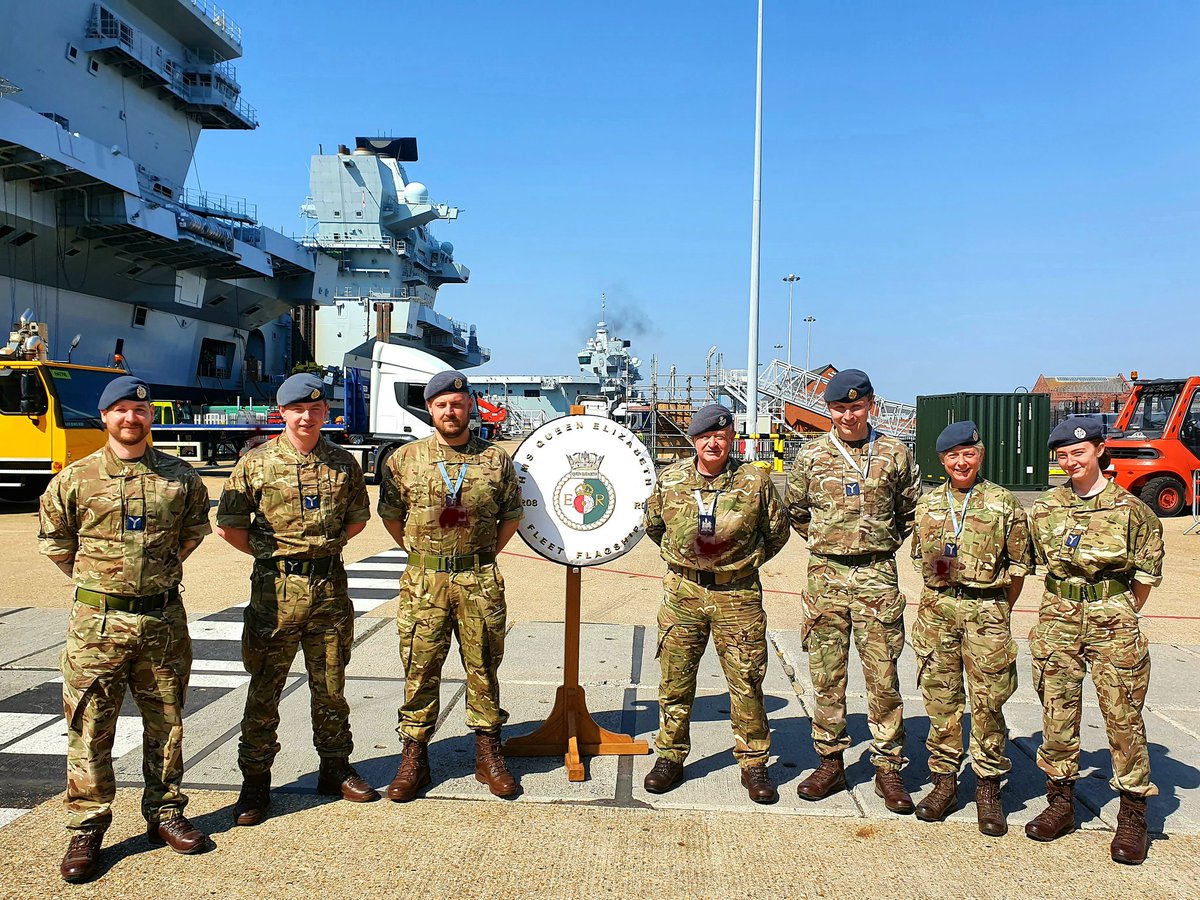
[830,428,876,498]
[694,489,719,537]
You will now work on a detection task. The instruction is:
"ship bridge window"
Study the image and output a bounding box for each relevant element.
[523,389,540,398]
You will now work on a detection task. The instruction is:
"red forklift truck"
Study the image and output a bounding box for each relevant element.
[1105,375,1200,516]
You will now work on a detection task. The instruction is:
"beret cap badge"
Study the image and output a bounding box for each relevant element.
[454,377,463,389]
[1073,427,1086,439]
[847,388,858,400]
[971,430,979,442]
[310,388,321,400]
[135,385,147,399]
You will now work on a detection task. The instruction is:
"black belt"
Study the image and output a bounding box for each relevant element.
[931,584,1007,601]
[257,556,341,577]
[1044,574,1131,602]
[407,551,496,572]
[75,587,178,614]
[816,550,894,566]
[668,564,755,588]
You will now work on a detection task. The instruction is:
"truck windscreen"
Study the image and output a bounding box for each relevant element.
[45,367,111,429]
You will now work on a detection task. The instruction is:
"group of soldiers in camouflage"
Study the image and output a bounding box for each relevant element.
[39,369,522,883]
[640,369,1163,870]
[37,364,1163,884]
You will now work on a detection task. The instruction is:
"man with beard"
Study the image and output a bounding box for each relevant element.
[216,373,379,827]
[642,403,789,802]
[785,369,922,814]
[39,376,212,882]
[378,370,523,801]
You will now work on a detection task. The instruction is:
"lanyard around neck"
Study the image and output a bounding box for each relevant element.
[437,460,467,497]
[829,428,876,479]
[946,484,975,540]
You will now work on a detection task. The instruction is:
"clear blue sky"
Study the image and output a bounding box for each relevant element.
[191,1,1199,402]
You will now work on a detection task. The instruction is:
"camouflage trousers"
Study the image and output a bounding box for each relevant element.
[60,598,191,831]
[655,571,770,767]
[239,565,355,776]
[912,588,1017,778]
[802,554,906,770]
[1029,590,1156,797]
[396,564,508,743]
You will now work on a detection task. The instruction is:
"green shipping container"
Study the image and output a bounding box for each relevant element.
[915,393,1050,491]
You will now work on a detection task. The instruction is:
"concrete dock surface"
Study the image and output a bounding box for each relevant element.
[1,471,1198,898]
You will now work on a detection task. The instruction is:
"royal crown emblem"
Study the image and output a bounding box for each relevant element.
[554,451,614,531]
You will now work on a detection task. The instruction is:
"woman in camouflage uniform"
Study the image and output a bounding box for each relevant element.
[1026,416,1164,865]
[909,421,1031,836]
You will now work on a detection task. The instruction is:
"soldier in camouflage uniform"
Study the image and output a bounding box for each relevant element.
[784,369,921,813]
[1025,416,1164,865]
[642,404,789,803]
[39,376,211,882]
[378,370,523,801]
[215,374,379,827]
[909,421,1031,835]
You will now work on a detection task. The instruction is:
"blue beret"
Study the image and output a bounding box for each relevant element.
[936,420,982,453]
[688,403,734,437]
[98,375,151,411]
[1048,416,1103,450]
[276,373,326,406]
[824,369,873,404]
[424,370,470,402]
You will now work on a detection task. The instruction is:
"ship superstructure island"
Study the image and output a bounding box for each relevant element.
[0,1,333,399]
[303,138,488,372]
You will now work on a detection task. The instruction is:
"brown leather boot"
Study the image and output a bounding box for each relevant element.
[740,764,778,804]
[875,769,915,815]
[474,731,518,798]
[975,776,1007,836]
[387,739,430,802]
[317,757,380,802]
[1110,792,1149,865]
[796,753,846,801]
[233,771,271,827]
[643,757,684,794]
[60,829,104,883]
[146,813,206,854]
[915,773,958,822]
[1025,779,1076,841]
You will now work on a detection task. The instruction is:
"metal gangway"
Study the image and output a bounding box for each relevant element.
[717,359,917,441]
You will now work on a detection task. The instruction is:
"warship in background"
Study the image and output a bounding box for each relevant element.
[301,138,486,373]
[0,1,337,400]
[473,298,642,433]
[0,2,488,405]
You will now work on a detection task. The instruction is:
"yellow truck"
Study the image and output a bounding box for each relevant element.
[0,316,116,501]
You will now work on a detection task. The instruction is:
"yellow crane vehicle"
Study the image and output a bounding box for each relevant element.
[0,312,119,502]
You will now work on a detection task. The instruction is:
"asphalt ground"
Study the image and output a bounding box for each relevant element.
[0,459,1198,898]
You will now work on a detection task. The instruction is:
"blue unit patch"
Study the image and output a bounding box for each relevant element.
[303,495,321,510]
[845,482,861,497]
[125,515,145,532]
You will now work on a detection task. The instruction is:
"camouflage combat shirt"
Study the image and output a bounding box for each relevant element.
[911,478,1033,589]
[644,458,789,574]
[377,434,522,556]
[785,431,921,554]
[216,434,371,560]
[1030,480,1163,588]
[38,445,211,595]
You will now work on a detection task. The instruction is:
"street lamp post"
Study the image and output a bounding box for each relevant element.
[744,0,764,457]
[782,274,799,368]
[803,315,816,374]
